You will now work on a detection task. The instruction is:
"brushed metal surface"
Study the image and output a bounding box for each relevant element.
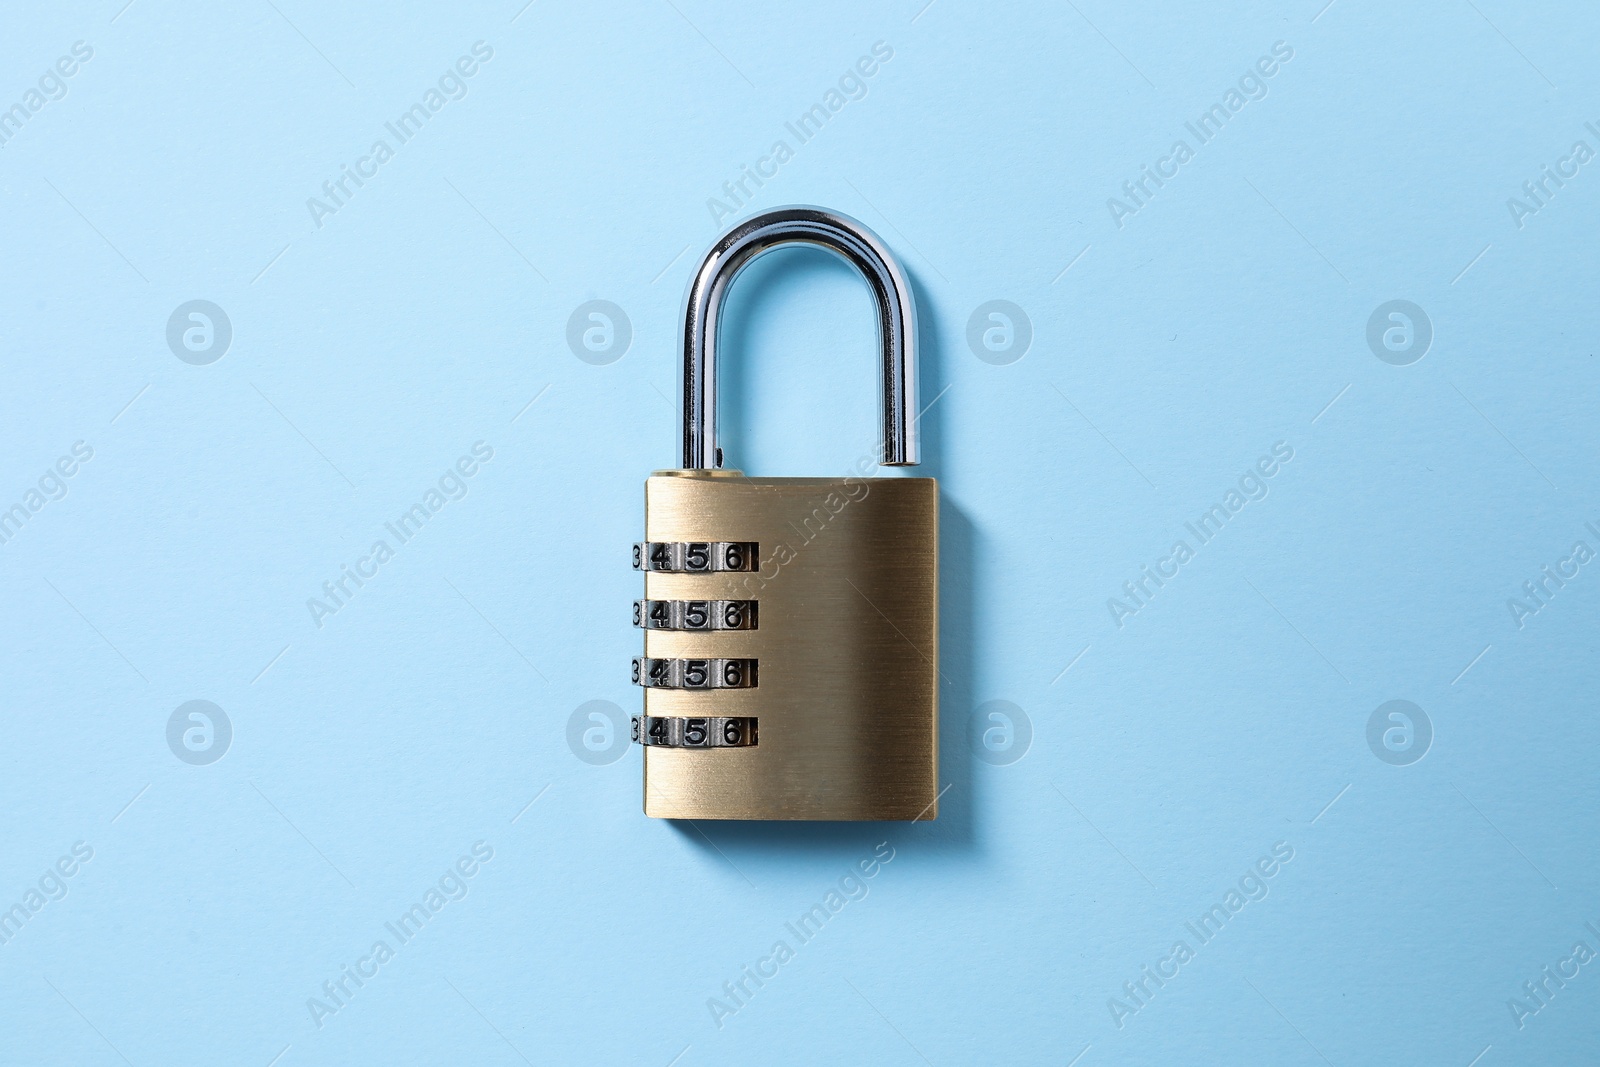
[641,470,938,820]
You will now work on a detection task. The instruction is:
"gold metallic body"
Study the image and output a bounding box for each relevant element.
[642,470,939,820]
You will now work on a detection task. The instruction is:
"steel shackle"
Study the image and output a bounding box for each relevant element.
[678,206,920,470]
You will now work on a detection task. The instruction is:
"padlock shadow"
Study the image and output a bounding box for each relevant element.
[668,265,979,859]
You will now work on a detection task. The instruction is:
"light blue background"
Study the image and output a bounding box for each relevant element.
[2,1,1597,1064]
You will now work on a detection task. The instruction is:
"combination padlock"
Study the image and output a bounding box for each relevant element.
[631,207,939,821]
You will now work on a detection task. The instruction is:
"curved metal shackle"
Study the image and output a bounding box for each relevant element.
[679,206,919,470]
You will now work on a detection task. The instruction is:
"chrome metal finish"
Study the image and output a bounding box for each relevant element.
[679,206,920,470]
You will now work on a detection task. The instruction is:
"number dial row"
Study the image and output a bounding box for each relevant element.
[632,715,758,748]
[633,541,757,572]
[632,657,757,689]
[634,599,758,631]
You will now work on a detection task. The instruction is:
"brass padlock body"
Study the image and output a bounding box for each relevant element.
[641,470,938,820]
